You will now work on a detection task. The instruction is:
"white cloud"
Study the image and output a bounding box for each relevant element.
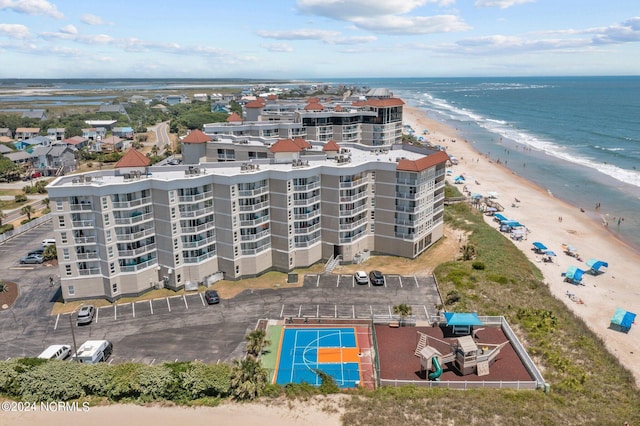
[60,24,77,35]
[352,14,470,35]
[0,23,31,39]
[256,29,340,41]
[474,0,535,8]
[0,0,63,18]
[81,13,105,26]
[296,0,450,20]
[329,35,377,45]
[261,43,294,52]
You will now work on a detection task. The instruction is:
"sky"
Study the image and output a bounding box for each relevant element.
[0,0,639,79]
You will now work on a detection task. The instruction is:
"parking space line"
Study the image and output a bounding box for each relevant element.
[423,305,429,319]
[336,275,340,287]
[316,275,320,287]
[166,297,171,312]
[114,304,117,320]
[317,305,319,318]
[132,302,135,318]
[95,307,99,323]
[352,305,355,319]
[399,276,403,288]
[199,293,205,306]
[54,314,60,330]
[334,305,337,318]
[280,304,285,318]
[414,276,420,288]
[388,305,392,318]
[150,359,156,366]
[370,305,373,317]
[149,300,154,315]
[298,305,302,317]
[183,295,188,309]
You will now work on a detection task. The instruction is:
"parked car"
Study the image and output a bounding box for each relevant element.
[369,270,385,286]
[19,254,44,264]
[354,271,369,285]
[76,305,96,325]
[42,239,56,246]
[27,247,45,256]
[204,289,220,305]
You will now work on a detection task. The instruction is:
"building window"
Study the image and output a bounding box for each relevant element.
[67,285,75,296]
[56,200,63,211]
[62,248,70,261]
[112,282,118,294]
[61,232,68,244]
[102,197,108,209]
[176,274,182,283]
[174,239,179,249]
[169,191,175,203]
[172,223,177,234]
[108,246,114,258]
[171,207,176,219]
[106,230,112,243]
[235,265,240,274]
[58,216,65,227]
[65,264,72,276]
[175,253,180,265]
[104,213,110,226]
[110,262,116,273]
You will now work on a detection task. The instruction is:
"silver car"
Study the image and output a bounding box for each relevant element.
[354,271,369,285]
[19,254,44,264]
[76,305,96,325]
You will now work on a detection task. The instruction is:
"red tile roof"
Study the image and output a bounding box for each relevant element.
[227,112,242,122]
[115,149,151,168]
[267,94,278,100]
[182,129,212,144]
[366,98,405,107]
[245,99,265,108]
[322,140,340,151]
[269,139,305,153]
[396,150,449,172]
[292,138,312,149]
[307,97,320,103]
[304,102,324,111]
[334,105,343,112]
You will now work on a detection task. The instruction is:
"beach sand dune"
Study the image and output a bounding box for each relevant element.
[404,106,640,387]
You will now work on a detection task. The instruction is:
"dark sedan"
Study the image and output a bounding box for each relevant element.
[369,270,385,286]
[204,289,220,305]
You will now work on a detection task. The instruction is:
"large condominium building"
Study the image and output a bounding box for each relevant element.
[46,140,449,302]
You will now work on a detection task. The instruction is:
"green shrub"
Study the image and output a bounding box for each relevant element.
[179,362,232,399]
[316,370,339,394]
[0,224,14,234]
[471,261,485,270]
[14,194,27,203]
[19,360,87,402]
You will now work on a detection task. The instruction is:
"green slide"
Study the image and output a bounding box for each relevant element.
[428,357,443,380]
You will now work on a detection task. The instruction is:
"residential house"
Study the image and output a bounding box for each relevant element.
[23,136,51,148]
[30,145,77,175]
[100,136,128,152]
[165,95,188,105]
[21,109,47,121]
[211,103,230,113]
[82,127,107,141]
[98,103,128,116]
[0,144,13,154]
[62,136,90,150]
[0,128,12,138]
[84,120,117,130]
[193,93,208,102]
[4,150,31,167]
[112,127,134,139]
[48,128,66,141]
[15,127,40,141]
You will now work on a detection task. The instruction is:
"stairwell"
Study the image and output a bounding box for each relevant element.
[414,332,428,357]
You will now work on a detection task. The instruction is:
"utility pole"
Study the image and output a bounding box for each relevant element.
[69,312,79,362]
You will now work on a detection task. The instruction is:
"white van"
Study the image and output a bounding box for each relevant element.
[71,340,113,364]
[42,239,56,246]
[38,344,71,360]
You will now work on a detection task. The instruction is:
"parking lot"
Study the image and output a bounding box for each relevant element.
[1,224,445,366]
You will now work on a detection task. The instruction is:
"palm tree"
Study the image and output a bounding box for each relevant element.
[245,329,270,358]
[42,197,50,208]
[0,209,5,226]
[393,304,413,326]
[21,205,34,221]
[460,244,477,261]
[230,357,269,400]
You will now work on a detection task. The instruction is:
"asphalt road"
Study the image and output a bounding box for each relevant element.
[0,225,444,365]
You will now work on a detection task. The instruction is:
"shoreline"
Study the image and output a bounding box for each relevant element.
[404,104,640,387]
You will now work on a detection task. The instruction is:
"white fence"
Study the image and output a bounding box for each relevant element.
[0,214,51,244]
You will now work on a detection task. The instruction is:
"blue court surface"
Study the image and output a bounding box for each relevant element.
[275,327,362,388]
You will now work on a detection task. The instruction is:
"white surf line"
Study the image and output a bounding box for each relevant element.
[183,294,188,309]
[279,304,285,318]
[149,300,154,315]
[54,313,60,330]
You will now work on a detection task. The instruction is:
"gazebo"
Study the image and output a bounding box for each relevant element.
[443,312,484,335]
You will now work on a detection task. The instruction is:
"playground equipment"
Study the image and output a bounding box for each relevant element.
[416,333,508,380]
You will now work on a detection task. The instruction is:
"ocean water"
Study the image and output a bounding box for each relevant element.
[334,76,640,250]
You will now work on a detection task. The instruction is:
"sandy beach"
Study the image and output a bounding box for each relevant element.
[403,105,640,387]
